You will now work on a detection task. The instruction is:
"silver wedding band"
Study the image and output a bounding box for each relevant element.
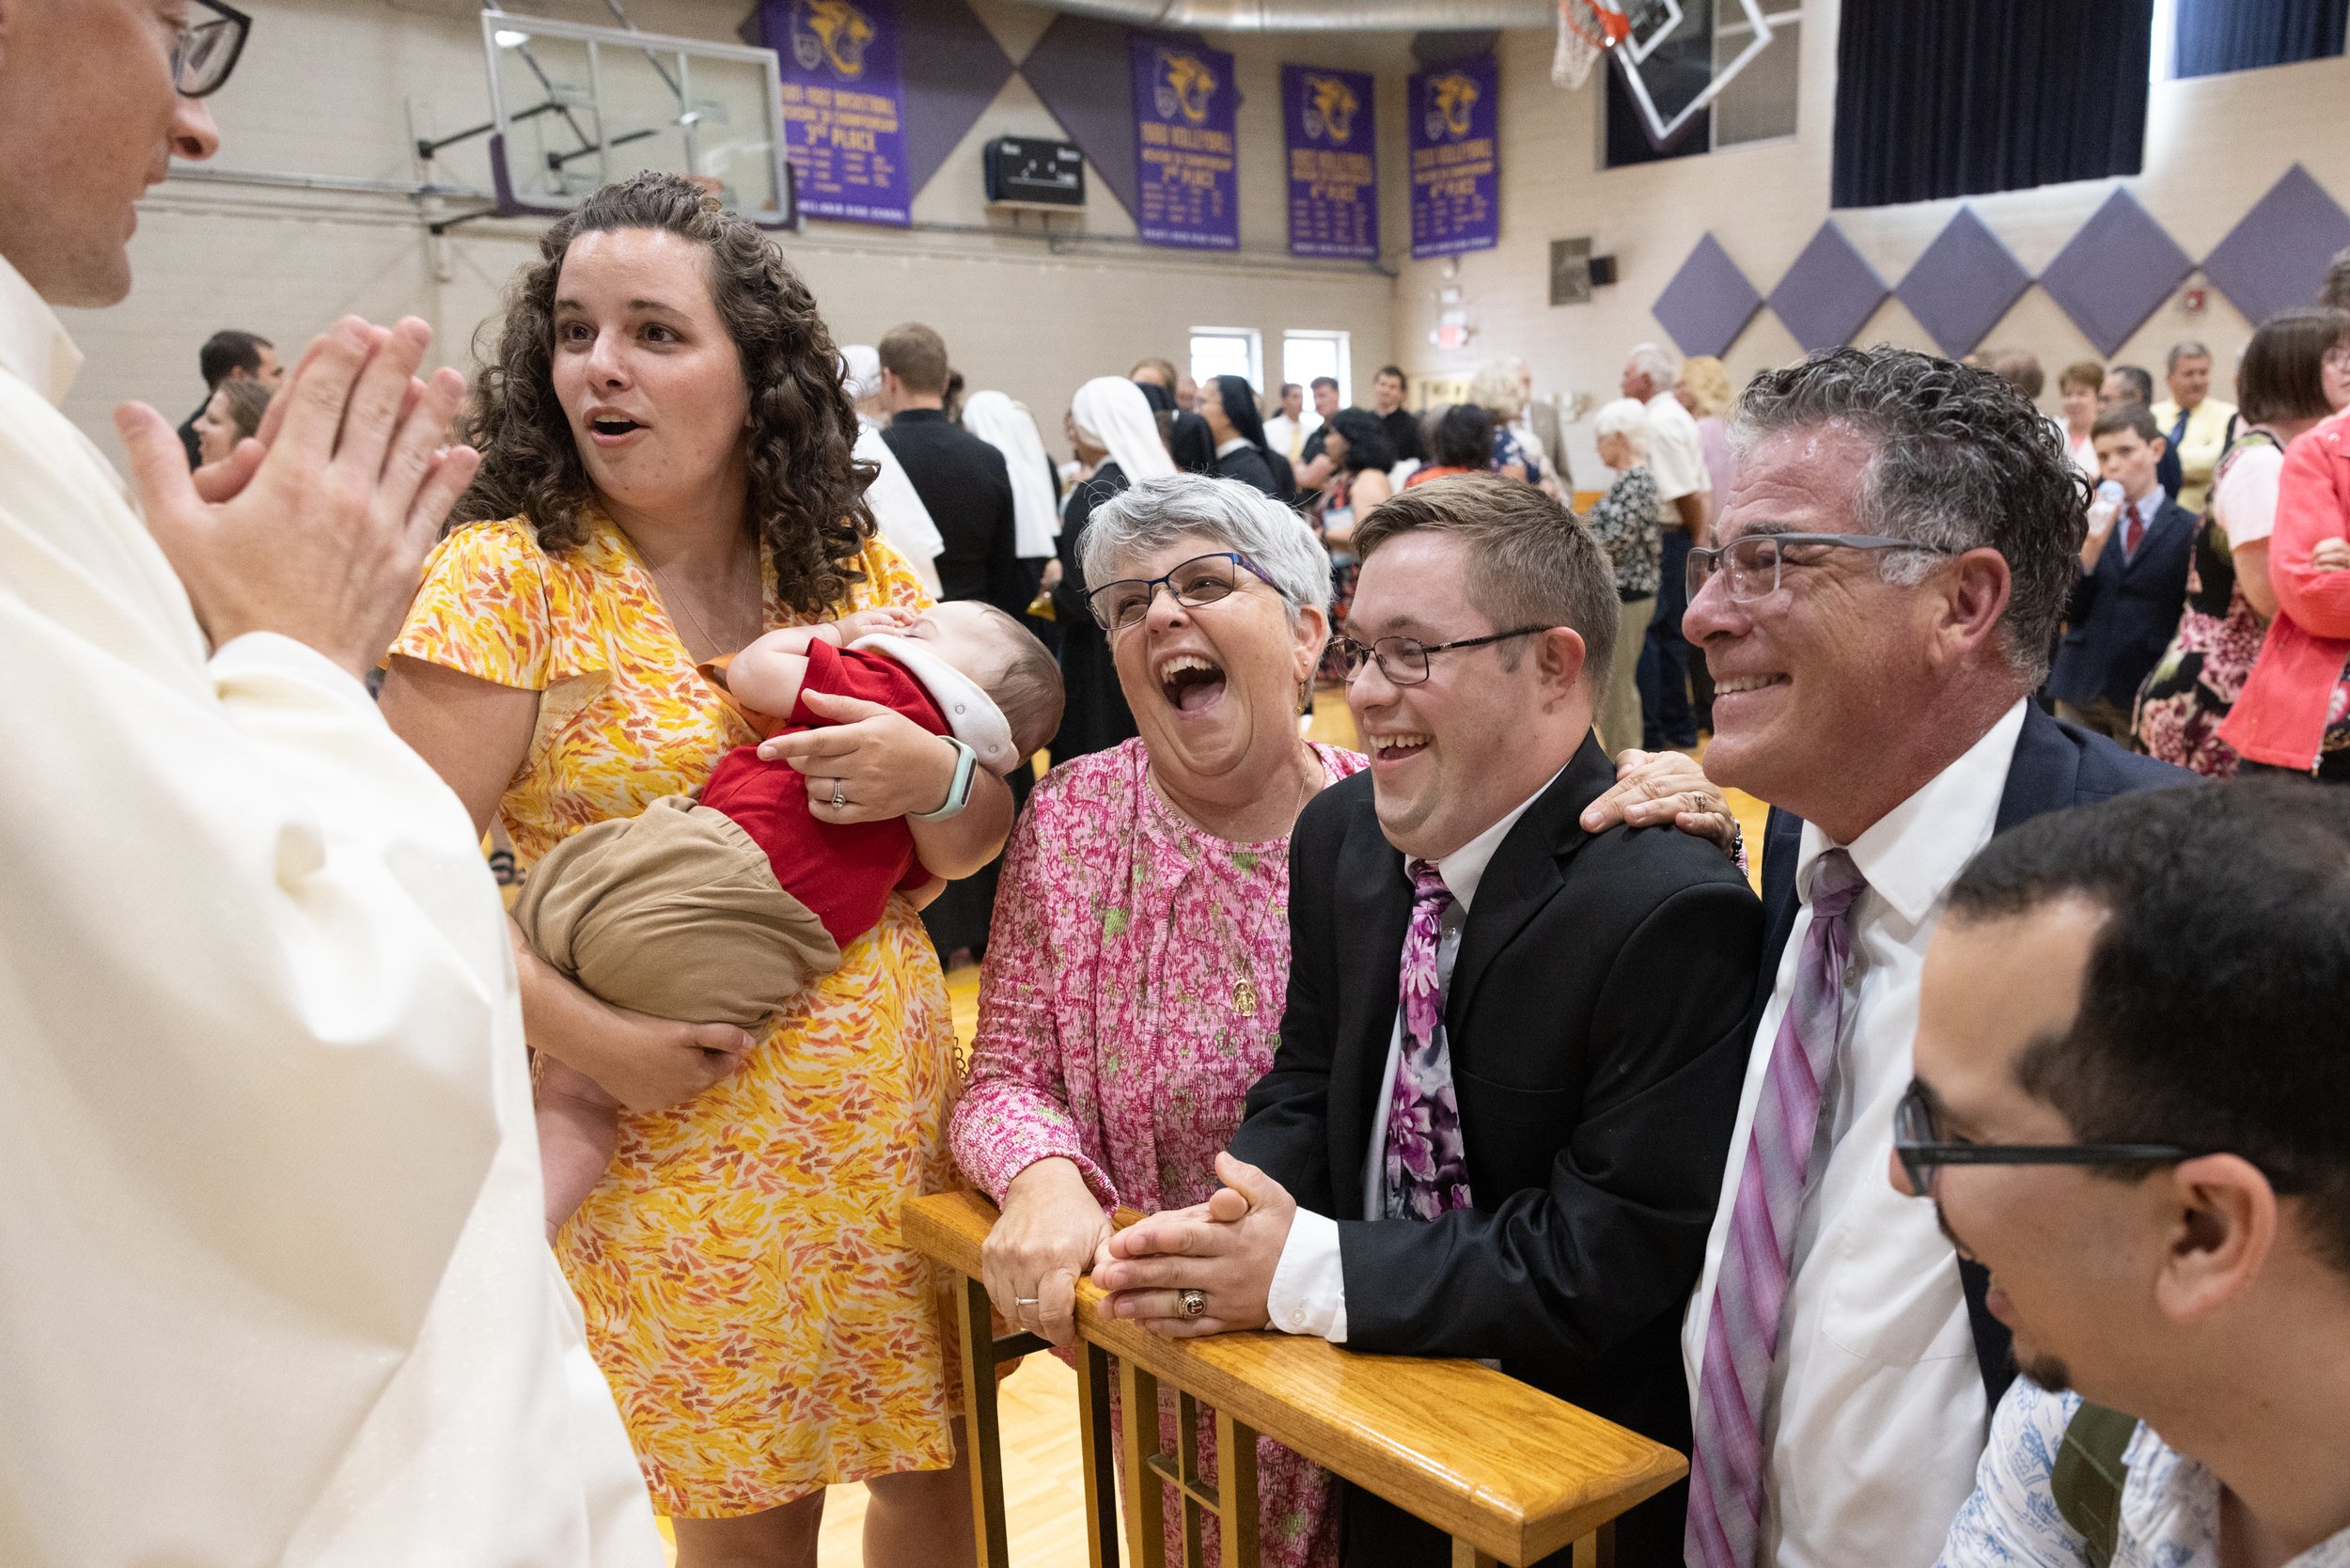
[831,780,847,808]
[1177,1288,1208,1321]
[1014,1297,1041,1307]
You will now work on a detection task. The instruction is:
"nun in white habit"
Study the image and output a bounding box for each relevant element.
[1045,377,1178,759]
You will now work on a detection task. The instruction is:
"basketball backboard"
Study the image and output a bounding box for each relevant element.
[478,12,795,227]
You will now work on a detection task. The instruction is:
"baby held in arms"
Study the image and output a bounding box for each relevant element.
[521,600,1063,1238]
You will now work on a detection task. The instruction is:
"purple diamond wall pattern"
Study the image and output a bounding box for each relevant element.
[2201,165,2350,328]
[1895,208,2032,360]
[1768,222,1890,353]
[1652,234,1764,360]
[2038,187,2195,358]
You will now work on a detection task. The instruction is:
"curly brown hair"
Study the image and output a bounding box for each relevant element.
[451,171,876,617]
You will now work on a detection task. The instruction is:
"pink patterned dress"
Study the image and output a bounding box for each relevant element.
[951,737,1365,1568]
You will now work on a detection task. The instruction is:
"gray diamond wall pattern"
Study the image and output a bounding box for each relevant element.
[1652,164,2350,363]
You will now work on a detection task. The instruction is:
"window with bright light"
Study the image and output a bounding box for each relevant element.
[1189,328,1261,392]
[1280,330,1352,408]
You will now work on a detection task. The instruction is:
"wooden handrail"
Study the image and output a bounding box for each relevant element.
[906,1189,1686,1566]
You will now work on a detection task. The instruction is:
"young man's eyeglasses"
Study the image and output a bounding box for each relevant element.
[174,1,252,99]
[1892,1078,2216,1200]
[1087,552,1277,632]
[1335,627,1550,687]
[1687,532,1956,603]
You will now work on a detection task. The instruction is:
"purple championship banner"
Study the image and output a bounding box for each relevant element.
[768,0,910,227]
[1130,31,1240,251]
[1281,64,1379,261]
[1408,53,1499,259]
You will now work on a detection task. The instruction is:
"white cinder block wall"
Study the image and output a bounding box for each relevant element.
[56,0,2350,490]
[59,0,1409,455]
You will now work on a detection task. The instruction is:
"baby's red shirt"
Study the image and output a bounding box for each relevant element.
[697,640,949,948]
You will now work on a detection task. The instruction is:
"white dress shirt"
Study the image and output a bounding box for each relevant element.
[0,255,660,1566]
[1264,412,1318,462]
[1645,391,1708,522]
[1264,768,1561,1341]
[1681,699,2029,1568]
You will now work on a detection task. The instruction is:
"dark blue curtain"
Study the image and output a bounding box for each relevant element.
[2175,0,2347,78]
[1831,0,2151,209]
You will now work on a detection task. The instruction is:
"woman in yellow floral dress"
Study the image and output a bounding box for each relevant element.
[381,174,1004,1568]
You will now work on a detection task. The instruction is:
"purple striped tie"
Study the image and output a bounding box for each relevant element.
[1685,849,1869,1568]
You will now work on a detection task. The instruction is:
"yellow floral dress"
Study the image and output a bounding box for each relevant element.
[393,513,960,1516]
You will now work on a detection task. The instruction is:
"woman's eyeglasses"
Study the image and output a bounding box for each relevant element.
[1087,552,1277,633]
[174,1,252,100]
[1892,1078,2217,1200]
[1687,532,1955,603]
[1334,627,1550,686]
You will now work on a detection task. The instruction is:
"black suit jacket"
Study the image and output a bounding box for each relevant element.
[880,409,1026,616]
[2048,494,2196,710]
[1754,703,2192,1410]
[1230,736,1762,1567]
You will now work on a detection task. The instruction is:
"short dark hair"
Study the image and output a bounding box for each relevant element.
[2091,403,2161,445]
[1277,382,1300,396]
[1431,402,1496,469]
[2106,364,2155,404]
[878,323,949,396]
[1947,778,2350,1274]
[1731,346,2086,686]
[2324,244,2350,311]
[2058,360,2105,396]
[199,329,272,389]
[1989,350,2044,400]
[965,602,1064,759]
[1309,375,1340,393]
[1354,475,1618,688]
[2236,306,2350,426]
[1324,407,1395,474]
[1374,365,1406,385]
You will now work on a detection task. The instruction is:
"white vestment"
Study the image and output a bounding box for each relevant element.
[0,256,662,1566]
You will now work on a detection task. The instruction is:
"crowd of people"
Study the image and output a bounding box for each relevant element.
[9,11,2350,1568]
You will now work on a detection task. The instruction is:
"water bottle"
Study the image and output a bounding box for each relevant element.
[2088,478,2124,541]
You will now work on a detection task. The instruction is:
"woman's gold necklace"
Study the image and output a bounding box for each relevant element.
[644,546,759,659]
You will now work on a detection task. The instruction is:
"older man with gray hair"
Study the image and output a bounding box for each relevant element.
[1675,348,2187,1568]
[2150,338,2239,513]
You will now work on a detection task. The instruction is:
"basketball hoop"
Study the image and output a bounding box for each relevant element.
[1552,0,1630,91]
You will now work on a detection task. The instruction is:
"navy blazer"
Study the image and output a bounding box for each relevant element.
[1754,703,2192,1410]
[2048,494,2197,710]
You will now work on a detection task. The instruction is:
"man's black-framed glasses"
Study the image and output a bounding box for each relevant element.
[1087,551,1278,632]
[1687,532,1958,603]
[1892,1078,2215,1200]
[1336,626,1552,686]
[174,1,252,99]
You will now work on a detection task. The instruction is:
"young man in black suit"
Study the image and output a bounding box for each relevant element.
[2048,403,2197,743]
[876,322,1026,619]
[1094,475,1765,1566]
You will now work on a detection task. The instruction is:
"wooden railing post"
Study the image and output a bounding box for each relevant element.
[1214,1411,1261,1567]
[1076,1339,1121,1568]
[955,1275,1013,1568]
[1120,1358,1168,1568]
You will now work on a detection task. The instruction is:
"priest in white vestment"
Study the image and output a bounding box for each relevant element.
[0,8,660,1564]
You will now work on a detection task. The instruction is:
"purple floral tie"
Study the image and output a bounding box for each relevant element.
[1384,861,1473,1220]
[1685,848,1869,1568]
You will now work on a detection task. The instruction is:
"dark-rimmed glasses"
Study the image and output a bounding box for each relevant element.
[1335,627,1551,686]
[1087,551,1277,633]
[1892,1078,2215,1200]
[173,1,252,99]
[1687,532,1957,603]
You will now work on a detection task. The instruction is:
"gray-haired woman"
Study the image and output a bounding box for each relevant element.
[1588,396,1664,756]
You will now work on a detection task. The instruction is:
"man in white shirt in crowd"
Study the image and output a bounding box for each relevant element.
[1262,381,1315,463]
[2150,340,2239,514]
[1915,781,2350,1568]
[1679,348,2182,1568]
[0,5,659,1564]
[1623,341,1714,550]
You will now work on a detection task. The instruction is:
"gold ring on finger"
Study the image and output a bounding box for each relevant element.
[1177,1288,1207,1321]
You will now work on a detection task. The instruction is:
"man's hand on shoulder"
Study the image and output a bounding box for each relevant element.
[1094,1152,1294,1337]
[1580,747,1744,863]
[118,316,479,682]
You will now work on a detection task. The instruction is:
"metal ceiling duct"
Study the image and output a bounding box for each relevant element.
[1016,0,1556,29]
